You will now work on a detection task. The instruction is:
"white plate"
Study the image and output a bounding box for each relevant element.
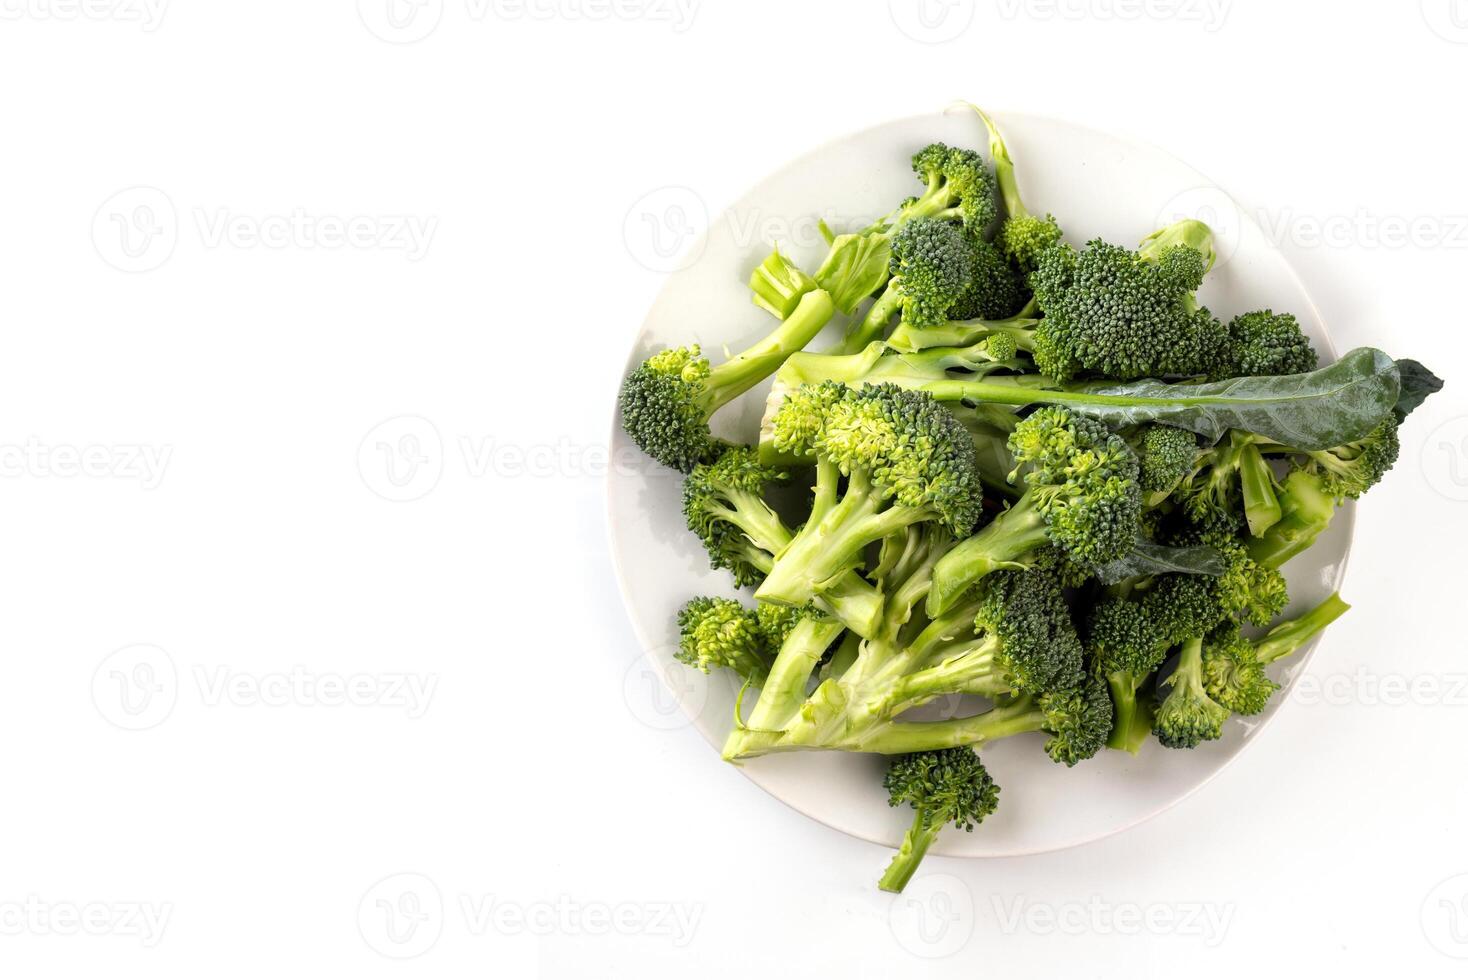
[606,109,1352,857]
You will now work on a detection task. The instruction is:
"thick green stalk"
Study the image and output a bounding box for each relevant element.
[926,499,1049,616]
[1237,439,1283,537]
[887,312,1039,354]
[1255,592,1350,664]
[878,812,940,893]
[697,289,835,414]
[1105,672,1154,754]
[831,283,902,355]
[1246,470,1338,569]
[746,617,846,731]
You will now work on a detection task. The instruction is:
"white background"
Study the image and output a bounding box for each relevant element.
[1,1,1466,976]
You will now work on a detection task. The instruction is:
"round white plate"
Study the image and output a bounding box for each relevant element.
[606,108,1352,856]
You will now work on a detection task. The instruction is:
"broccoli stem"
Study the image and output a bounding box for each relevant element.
[754,469,933,609]
[1237,439,1283,537]
[926,499,1050,616]
[1254,592,1349,664]
[878,809,941,893]
[888,634,1009,710]
[970,103,1026,221]
[854,696,1047,755]
[696,289,835,415]
[1105,672,1154,754]
[833,284,902,355]
[746,616,846,731]
[887,312,1039,354]
[1246,469,1337,569]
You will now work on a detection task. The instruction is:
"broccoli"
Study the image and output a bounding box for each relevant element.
[967,103,1063,272]
[1202,591,1350,714]
[682,445,885,636]
[878,748,999,893]
[619,287,836,472]
[1028,219,1224,381]
[1086,596,1168,754]
[748,245,821,320]
[676,597,772,683]
[753,383,982,610]
[1168,429,1283,537]
[1219,310,1318,379]
[905,142,999,234]
[948,233,1028,321]
[885,308,1040,354]
[1152,636,1230,749]
[1138,425,1204,501]
[926,406,1142,616]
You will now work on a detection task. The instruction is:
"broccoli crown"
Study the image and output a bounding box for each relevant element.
[981,331,1021,363]
[1037,674,1113,765]
[676,597,769,682]
[1086,596,1168,677]
[1139,425,1201,494]
[974,566,1084,694]
[1007,407,1143,567]
[1000,213,1063,272]
[1303,416,1401,499]
[1201,623,1278,716]
[889,217,974,328]
[682,446,785,587]
[948,234,1026,322]
[1144,573,1225,645]
[619,346,716,473]
[910,142,998,233]
[769,382,983,534]
[1222,310,1318,379]
[1028,237,1224,381]
[1152,683,1228,749]
[883,747,1000,833]
[1165,512,1289,626]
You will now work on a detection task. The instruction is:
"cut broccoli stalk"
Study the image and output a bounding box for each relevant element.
[1245,469,1338,569]
[748,247,819,320]
[1254,592,1350,665]
[965,103,1062,271]
[886,308,1039,354]
[1236,440,1282,536]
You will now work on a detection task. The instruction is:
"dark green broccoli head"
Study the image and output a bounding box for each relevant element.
[1201,623,1278,716]
[682,445,786,587]
[974,566,1084,694]
[1222,310,1318,379]
[909,143,998,233]
[770,382,983,535]
[1086,596,1168,677]
[1304,416,1400,499]
[1144,573,1225,645]
[1000,213,1063,272]
[889,217,974,328]
[1139,425,1201,494]
[1153,640,1229,749]
[1037,674,1112,765]
[1165,511,1289,627]
[676,597,770,682]
[1028,228,1224,381]
[620,346,717,473]
[948,234,1026,321]
[883,747,1000,832]
[1006,407,1143,568]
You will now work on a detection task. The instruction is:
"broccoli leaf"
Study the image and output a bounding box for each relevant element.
[1094,539,1226,585]
[1392,358,1444,420]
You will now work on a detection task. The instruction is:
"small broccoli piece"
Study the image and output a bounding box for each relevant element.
[885,308,1039,354]
[619,289,836,471]
[878,748,999,893]
[682,445,885,637]
[1163,512,1289,627]
[1028,220,1224,381]
[1139,425,1203,498]
[1203,592,1350,717]
[968,103,1063,271]
[1220,310,1318,379]
[676,597,770,683]
[1153,636,1229,749]
[927,407,1141,615]
[748,246,821,320]
[754,383,982,610]
[1297,416,1401,500]
[948,234,1027,322]
[1086,596,1169,754]
[889,217,976,328]
[1146,572,1227,645]
[906,142,999,234]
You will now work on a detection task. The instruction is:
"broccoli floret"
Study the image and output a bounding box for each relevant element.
[676,597,770,683]
[1163,512,1289,626]
[888,217,976,328]
[968,103,1063,271]
[948,234,1027,321]
[754,383,982,610]
[1028,220,1224,381]
[1297,416,1401,500]
[1139,425,1202,497]
[620,289,836,471]
[1146,572,1227,645]
[906,142,998,234]
[1203,592,1351,717]
[927,407,1141,616]
[1220,310,1318,379]
[1086,596,1169,754]
[878,748,999,893]
[1152,636,1229,749]
[682,445,885,637]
